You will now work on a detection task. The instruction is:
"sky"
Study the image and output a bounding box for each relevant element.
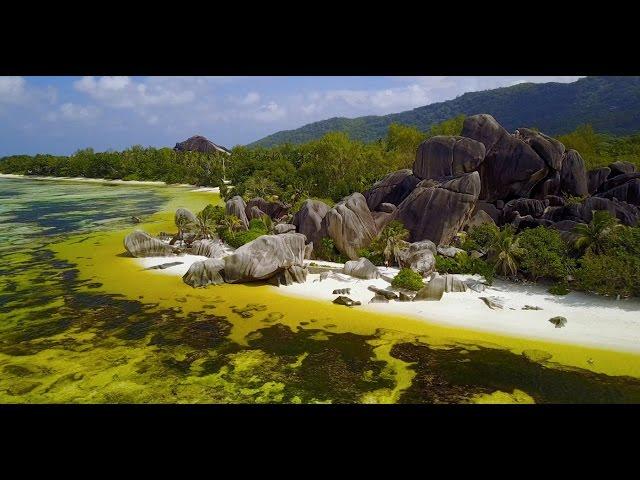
[0,76,584,156]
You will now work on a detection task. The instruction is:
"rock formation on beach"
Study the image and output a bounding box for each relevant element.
[174,135,230,155]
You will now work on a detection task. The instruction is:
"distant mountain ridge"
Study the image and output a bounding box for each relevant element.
[249,76,640,147]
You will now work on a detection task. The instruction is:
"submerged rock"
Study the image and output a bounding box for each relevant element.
[124,230,175,257]
[342,257,380,279]
[522,349,553,363]
[182,259,225,287]
[333,296,361,307]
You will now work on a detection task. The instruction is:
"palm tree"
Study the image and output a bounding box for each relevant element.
[373,220,410,266]
[489,226,523,277]
[219,215,243,238]
[170,215,195,245]
[573,210,620,254]
[193,208,217,240]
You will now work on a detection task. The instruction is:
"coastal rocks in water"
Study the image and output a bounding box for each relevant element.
[560,150,588,197]
[267,265,308,286]
[461,114,549,202]
[549,316,567,328]
[342,257,380,279]
[292,199,330,247]
[190,239,227,258]
[522,305,543,310]
[246,197,290,221]
[333,296,361,307]
[437,245,465,258]
[333,288,351,295]
[479,296,504,310]
[182,258,225,287]
[367,285,398,300]
[363,169,420,211]
[131,216,142,224]
[274,223,296,234]
[223,233,307,283]
[522,349,552,363]
[397,171,481,245]
[124,230,175,257]
[588,167,612,194]
[396,240,437,277]
[369,293,389,304]
[322,192,378,259]
[225,195,249,230]
[413,136,486,180]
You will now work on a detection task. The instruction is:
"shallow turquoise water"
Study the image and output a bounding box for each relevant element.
[2,177,640,404]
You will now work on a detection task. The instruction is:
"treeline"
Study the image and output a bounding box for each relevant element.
[0,146,226,187]
[224,116,466,203]
[2,116,639,197]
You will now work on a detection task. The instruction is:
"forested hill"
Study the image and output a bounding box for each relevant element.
[250,76,640,147]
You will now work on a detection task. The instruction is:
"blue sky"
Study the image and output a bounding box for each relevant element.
[0,76,583,156]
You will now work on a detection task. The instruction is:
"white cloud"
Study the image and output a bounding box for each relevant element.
[252,101,286,122]
[47,102,100,122]
[240,91,261,105]
[0,76,27,103]
[74,76,195,108]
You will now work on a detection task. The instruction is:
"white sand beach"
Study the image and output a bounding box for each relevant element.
[0,173,220,193]
[136,254,640,354]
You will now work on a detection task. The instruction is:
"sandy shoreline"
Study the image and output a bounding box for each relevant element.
[135,254,640,354]
[0,173,220,193]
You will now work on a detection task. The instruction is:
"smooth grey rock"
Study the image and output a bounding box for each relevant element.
[274,223,296,234]
[363,169,420,210]
[397,171,481,245]
[175,207,197,228]
[245,197,289,220]
[516,128,565,171]
[437,245,465,258]
[124,230,175,257]
[549,316,567,328]
[479,296,504,310]
[322,192,378,259]
[609,161,636,177]
[225,195,249,230]
[333,296,361,307]
[268,265,308,286]
[466,209,496,229]
[398,292,414,302]
[502,198,547,221]
[413,135,486,180]
[369,294,389,304]
[223,233,307,283]
[190,239,227,258]
[464,279,486,293]
[342,257,380,279]
[292,199,330,247]
[462,114,549,202]
[367,285,398,300]
[560,149,588,197]
[182,259,225,287]
[588,167,612,194]
[413,276,445,301]
[396,240,437,277]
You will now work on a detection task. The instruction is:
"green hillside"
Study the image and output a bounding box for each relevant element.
[250,76,640,147]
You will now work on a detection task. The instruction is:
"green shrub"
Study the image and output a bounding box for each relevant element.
[248,218,269,233]
[549,282,570,295]
[518,226,574,281]
[435,252,495,285]
[315,237,348,263]
[463,223,499,252]
[224,229,265,249]
[575,251,640,297]
[391,268,424,291]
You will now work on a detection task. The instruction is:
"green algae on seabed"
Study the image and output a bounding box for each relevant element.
[2,176,640,404]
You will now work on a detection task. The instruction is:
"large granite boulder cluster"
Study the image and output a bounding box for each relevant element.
[183,233,309,287]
